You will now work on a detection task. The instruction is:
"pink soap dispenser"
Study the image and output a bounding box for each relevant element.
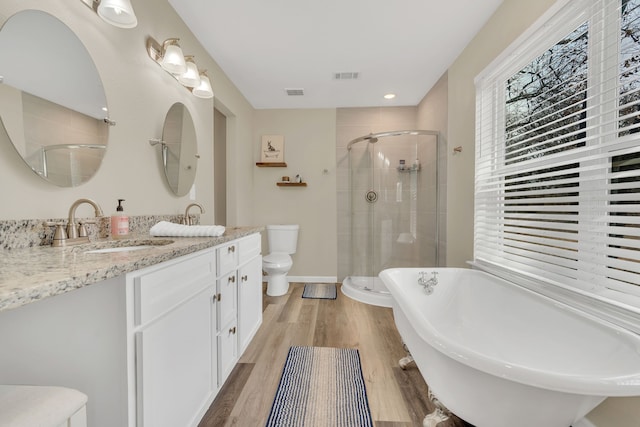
[110,199,129,239]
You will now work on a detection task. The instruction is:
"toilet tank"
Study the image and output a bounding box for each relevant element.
[266,224,299,254]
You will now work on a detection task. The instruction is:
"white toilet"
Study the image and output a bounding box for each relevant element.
[263,224,299,296]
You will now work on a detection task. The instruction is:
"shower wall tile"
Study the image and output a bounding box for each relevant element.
[375,106,418,130]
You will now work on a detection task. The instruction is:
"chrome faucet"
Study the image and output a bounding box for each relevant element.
[182,203,205,225]
[418,271,438,295]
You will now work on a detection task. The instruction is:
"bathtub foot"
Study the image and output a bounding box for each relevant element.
[399,343,415,369]
[399,354,414,369]
[423,389,451,427]
[423,408,449,427]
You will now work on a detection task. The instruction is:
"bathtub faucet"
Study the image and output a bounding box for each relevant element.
[418,271,438,294]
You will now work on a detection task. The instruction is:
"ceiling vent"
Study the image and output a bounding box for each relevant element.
[285,88,304,96]
[334,72,359,80]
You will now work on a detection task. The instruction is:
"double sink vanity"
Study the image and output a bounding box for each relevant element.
[0,224,264,427]
[0,6,262,426]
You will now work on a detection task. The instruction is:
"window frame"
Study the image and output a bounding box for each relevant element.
[474,0,640,333]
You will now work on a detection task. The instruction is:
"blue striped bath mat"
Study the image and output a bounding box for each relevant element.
[302,283,337,299]
[266,346,373,427]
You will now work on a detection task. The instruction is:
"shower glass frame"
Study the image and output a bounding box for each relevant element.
[345,130,439,296]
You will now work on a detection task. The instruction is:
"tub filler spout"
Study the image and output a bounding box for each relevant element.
[418,271,438,294]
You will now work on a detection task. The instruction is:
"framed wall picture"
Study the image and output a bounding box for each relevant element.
[261,135,284,162]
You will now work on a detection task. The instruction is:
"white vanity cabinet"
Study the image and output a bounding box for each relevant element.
[129,248,217,427]
[237,233,263,354]
[216,241,239,384]
[215,233,263,384]
[0,231,262,427]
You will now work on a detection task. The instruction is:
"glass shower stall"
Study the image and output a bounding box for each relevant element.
[341,130,439,307]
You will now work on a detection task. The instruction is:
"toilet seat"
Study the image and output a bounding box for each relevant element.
[263,253,292,268]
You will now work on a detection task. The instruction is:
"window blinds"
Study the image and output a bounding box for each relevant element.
[475,0,640,305]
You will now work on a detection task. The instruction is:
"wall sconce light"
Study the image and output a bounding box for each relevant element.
[80,0,138,29]
[193,72,214,99]
[178,56,200,87]
[147,37,214,99]
[160,39,187,74]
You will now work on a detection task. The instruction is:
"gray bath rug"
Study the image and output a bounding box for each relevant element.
[302,283,337,299]
[266,346,373,426]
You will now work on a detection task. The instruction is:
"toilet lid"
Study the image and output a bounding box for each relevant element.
[263,253,292,266]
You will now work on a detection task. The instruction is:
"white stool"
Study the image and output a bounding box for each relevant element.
[0,385,88,427]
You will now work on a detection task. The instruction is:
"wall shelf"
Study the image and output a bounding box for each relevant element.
[256,162,287,167]
[276,182,307,187]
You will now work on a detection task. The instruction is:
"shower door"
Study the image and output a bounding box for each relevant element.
[348,132,438,293]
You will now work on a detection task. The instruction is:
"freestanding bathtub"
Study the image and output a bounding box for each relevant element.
[379,267,640,427]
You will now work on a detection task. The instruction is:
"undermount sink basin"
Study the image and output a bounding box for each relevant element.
[80,239,174,254]
[85,245,156,254]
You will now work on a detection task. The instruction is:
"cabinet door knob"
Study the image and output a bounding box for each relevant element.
[228,245,235,253]
[229,326,236,334]
[228,275,236,283]
[241,275,248,282]
[214,293,221,302]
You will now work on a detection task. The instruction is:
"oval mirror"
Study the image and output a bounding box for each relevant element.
[0,10,109,187]
[160,102,198,196]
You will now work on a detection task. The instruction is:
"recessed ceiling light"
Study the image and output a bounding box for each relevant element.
[384,93,396,99]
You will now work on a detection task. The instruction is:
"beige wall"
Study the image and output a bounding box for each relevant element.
[0,0,254,226]
[445,0,563,268]
[417,72,448,266]
[446,0,640,424]
[252,109,337,279]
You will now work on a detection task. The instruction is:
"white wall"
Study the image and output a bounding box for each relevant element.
[0,0,254,226]
[252,109,337,279]
[445,0,640,424]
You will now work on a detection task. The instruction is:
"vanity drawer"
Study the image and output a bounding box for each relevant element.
[217,242,239,277]
[239,233,261,265]
[133,249,216,326]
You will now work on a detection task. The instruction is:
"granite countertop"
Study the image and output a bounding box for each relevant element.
[0,226,263,313]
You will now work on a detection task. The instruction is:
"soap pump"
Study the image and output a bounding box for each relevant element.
[111,199,129,239]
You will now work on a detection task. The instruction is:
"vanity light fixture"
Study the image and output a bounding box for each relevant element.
[192,71,214,99]
[80,0,138,29]
[160,39,187,74]
[178,56,201,87]
[147,36,214,99]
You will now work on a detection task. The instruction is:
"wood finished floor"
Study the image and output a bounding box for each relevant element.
[198,283,471,427]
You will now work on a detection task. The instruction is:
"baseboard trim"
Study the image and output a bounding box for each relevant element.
[286,276,338,283]
[572,418,597,427]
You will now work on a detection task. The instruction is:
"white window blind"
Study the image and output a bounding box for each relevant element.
[475,0,640,309]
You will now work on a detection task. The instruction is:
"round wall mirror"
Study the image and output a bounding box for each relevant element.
[0,10,109,187]
[161,102,198,196]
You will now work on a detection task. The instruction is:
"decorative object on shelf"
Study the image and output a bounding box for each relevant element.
[146,37,214,99]
[295,174,303,183]
[80,0,138,28]
[261,135,285,163]
[282,176,290,182]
